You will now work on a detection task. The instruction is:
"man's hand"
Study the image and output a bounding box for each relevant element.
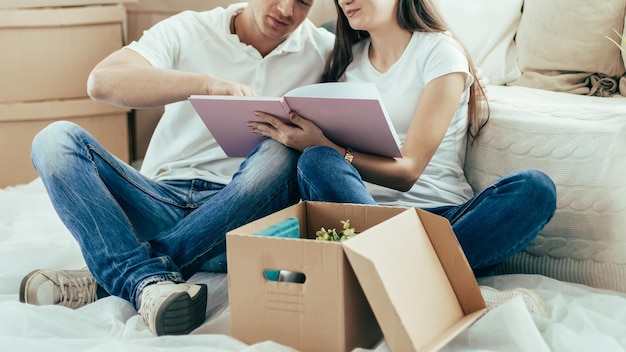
[205,76,256,96]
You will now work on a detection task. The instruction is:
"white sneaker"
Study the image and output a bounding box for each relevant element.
[480,286,549,318]
[137,281,207,336]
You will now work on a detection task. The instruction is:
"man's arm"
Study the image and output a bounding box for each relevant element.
[87,48,255,109]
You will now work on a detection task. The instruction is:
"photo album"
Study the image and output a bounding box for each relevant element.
[189,82,402,158]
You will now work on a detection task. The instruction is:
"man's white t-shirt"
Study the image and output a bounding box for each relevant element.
[344,31,475,208]
[127,3,334,185]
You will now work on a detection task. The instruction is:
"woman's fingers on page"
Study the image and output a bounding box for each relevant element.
[249,112,284,141]
[287,111,309,128]
[253,111,286,128]
[250,111,306,150]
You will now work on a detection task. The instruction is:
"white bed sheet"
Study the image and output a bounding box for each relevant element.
[1,179,626,352]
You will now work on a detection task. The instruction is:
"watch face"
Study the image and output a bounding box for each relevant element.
[344,148,354,163]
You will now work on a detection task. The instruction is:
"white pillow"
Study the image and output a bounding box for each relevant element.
[433,0,523,85]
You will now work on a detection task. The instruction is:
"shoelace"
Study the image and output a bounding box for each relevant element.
[56,272,97,308]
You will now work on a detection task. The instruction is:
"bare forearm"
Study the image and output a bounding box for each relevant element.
[87,48,214,109]
[350,152,424,192]
[89,66,208,108]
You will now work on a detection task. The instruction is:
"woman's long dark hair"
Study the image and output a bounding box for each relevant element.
[322,0,489,139]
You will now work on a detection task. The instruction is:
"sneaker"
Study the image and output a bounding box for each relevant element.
[137,281,208,336]
[480,286,549,318]
[19,268,98,309]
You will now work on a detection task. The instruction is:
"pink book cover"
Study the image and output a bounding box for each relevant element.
[188,82,402,158]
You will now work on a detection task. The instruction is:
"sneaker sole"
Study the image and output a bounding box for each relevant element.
[19,269,41,304]
[153,284,208,336]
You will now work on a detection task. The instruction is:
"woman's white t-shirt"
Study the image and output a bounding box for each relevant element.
[344,31,475,208]
[127,3,334,185]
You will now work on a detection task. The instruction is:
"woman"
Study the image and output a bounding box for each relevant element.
[250,0,556,277]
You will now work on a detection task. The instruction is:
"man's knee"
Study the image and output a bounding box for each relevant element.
[31,121,85,171]
[256,139,299,163]
[32,121,82,153]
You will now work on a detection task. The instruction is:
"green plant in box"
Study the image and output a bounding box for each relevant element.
[316,220,356,242]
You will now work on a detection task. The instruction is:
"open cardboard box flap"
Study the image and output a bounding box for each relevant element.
[342,207,486,352]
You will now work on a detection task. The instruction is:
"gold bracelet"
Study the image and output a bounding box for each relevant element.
[344,147,354,164]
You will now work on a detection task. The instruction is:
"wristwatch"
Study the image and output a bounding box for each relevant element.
[344,147,354,164]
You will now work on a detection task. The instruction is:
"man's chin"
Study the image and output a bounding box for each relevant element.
[263,27,293,41]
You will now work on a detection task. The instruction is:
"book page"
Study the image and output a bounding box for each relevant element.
[285,82,381,99]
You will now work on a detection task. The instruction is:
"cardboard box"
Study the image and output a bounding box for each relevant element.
[0,99,130,188]
[0,4,127,103]
[227,202,487,352]
[131,107,163,161]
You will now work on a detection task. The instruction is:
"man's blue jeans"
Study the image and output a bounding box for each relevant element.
[31,121,300,307]
[297,146,557,276]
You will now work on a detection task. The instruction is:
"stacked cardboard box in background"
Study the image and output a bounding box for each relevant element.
[0,1,133,188]
[125,0,337,164]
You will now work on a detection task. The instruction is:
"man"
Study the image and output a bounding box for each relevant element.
[20,0,334,336]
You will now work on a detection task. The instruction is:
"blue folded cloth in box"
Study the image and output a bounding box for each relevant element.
[254,217,302,282]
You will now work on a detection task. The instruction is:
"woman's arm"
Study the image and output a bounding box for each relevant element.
[348,72,466,191]
[87,48,255,109]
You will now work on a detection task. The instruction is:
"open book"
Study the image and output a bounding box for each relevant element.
[188,82,402,158]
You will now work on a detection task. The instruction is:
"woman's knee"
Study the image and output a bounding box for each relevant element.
[504,169,557,226]
[521,169,557,210]
[298,146,339,176]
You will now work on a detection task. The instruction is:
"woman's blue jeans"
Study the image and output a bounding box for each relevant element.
[297,146,557,276]
[31,121,300,306]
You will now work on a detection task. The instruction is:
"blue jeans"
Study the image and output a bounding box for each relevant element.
[31,121,300,306]
[297,146,557,276]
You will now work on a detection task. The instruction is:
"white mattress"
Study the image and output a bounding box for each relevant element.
[465,85,626,292]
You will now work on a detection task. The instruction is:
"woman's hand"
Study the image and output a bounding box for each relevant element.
[248,111,332,152]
